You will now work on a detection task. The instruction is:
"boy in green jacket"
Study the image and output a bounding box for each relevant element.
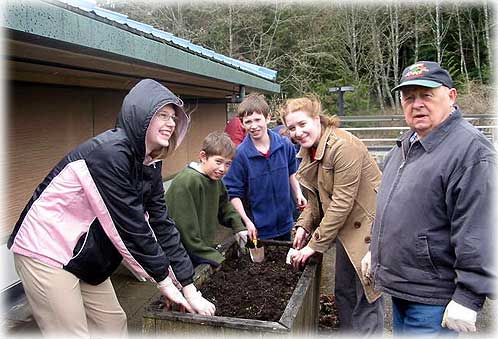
[165,131,248,267]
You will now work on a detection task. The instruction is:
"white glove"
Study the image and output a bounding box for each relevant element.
[183,283,216,316]
[361,251,372,283]
[157,277,193,313]
[441,300,477,332]
[234,230,248,249]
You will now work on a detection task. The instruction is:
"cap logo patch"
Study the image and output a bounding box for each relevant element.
[405,63,430,79]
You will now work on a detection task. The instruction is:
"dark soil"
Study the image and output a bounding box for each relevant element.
[200,246,302,322]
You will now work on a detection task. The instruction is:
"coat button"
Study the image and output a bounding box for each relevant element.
[354,221,361,229]
[364,236,371,244]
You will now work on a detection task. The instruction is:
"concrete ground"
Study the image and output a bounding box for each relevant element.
[319,245,496,338]
[4,226,496,337]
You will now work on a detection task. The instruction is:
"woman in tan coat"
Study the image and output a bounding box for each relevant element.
[280,95,384,335]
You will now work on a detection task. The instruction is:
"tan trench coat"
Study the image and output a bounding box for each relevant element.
[295,125,382,303]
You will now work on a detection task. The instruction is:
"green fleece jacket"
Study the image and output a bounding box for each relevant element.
[165,163,246,265]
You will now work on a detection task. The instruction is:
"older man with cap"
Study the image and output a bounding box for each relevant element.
[360,61,496,336]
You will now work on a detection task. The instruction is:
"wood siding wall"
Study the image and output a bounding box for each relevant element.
[3,82,226,241]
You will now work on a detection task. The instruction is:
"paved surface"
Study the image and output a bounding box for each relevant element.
[319,245,496,337]
[4,226,496,337]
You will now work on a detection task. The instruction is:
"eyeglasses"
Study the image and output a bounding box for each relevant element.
[156,112,177,123]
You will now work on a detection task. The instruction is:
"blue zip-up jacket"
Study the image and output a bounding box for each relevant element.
[370,107,496,311]
[223,130,297,239]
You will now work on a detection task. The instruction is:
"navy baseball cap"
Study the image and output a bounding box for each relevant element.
[391,61,454,92]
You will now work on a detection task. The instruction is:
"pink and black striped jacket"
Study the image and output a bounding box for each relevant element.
[8,79,194,286]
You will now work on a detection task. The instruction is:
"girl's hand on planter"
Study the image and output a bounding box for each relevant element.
[157,277,194,313]
[183,284,216,316]
[293,226,309,250]
[290,245,315,269]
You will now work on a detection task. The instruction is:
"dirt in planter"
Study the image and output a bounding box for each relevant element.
[200,246,302,322]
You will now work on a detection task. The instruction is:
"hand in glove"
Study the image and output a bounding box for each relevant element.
[289,245,315,269]
[234,230,248,249]
[360,251,372,285]
[157,277,193,314]
[441,300,477,332]
[183,284,216,316]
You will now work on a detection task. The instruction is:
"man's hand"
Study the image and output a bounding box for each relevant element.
[183,284,216,316]
[361,251,372,285]
[289,245,315,269]
[157,277,194,313]
[293,227,309,250]
[441,300,477,332]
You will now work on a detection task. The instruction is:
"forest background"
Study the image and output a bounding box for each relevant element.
[97,0,494,117]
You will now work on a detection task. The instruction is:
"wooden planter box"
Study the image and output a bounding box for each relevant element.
[142,238,322,336]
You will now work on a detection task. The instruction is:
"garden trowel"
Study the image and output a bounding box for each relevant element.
[246,238,265,263]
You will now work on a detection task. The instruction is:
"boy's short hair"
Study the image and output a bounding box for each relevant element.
[237,92,270,119]
[202,131,236,159]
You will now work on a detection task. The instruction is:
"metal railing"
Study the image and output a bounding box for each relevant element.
[340,114,497,156]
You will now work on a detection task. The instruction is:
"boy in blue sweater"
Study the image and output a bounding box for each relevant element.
[223,93,307,241]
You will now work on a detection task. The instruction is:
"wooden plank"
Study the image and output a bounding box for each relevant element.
[141,317,156,335]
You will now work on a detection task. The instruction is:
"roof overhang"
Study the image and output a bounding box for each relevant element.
[4,0,280,98]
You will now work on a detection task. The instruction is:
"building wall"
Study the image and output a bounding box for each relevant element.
[163,103,226,176]
[3,82,226,240]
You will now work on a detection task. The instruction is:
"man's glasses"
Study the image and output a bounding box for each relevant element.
[156,112,177,123]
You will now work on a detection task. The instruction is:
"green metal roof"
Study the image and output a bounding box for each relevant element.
[3,0,280,93]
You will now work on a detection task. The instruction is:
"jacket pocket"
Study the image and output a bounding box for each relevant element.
[64,220,122,285]
[415,235,441,280]
[318,166,334,198]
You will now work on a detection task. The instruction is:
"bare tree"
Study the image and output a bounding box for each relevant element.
[429,1,452,64]
[483,2,492,70]
[389,4,401,108]
[414,8,420,62]
[368,12,386,111]
[467,8,483,82]
[455,5,470,87]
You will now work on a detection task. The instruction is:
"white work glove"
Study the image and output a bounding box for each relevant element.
[441,300,477,332]
[157,277,194,313]
[289,245,315,269]
[234,230,248,249]
[182,283,216,316]
[360,251,372,285]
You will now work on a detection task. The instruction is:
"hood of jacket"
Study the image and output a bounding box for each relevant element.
[116,79,190,162]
